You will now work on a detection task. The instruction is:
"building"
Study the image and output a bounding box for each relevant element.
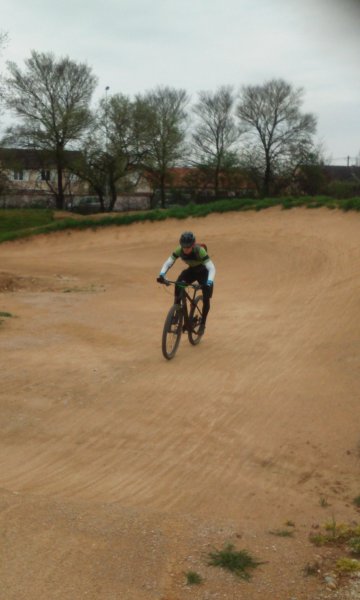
[0,147,257,211]
[0,147,88,208]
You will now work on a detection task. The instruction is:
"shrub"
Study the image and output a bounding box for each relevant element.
[349,537,360,555]
[336,557,360,573]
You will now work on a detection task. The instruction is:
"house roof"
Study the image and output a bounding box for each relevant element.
[144,167,253,190]
[321,165,360,181]
[0,147,82,170]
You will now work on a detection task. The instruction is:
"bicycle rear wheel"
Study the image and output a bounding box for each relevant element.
[162,304,183,360]
[188,294,204,345]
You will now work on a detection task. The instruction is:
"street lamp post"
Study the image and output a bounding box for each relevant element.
[104,86,110,210]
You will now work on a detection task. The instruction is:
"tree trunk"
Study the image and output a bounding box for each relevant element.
[56,164,64,210]
[98,193,106,212]
[214,161,220,198]
[109,183,117,212]
[55,146,65,210]
[263,154,271,197]
[160,173,166,208]
[150,192,157,209]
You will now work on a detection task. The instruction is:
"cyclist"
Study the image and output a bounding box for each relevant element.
[157,231,216,334]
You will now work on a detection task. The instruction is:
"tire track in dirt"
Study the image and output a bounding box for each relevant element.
[1,208,360,599]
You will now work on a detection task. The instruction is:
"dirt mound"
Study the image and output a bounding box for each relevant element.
[0,271,37,292]
[0,270,73,293]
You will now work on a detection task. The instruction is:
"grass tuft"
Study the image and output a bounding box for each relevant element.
[353,495,360,508]
[207,543,263,580]
[269,528,294,537]
[349,537,360,555]
[310,519,360,547]
[336,557,360,573]
[308,521,360,580]
[185,571,203,585]
[303,562,320,577]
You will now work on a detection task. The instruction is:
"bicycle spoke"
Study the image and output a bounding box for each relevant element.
[162,305,183,359]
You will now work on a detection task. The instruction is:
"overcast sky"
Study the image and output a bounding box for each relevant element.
[1,0,359,164]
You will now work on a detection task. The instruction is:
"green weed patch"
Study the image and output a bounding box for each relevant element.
[0,209,54,234]
[207,543,263,580]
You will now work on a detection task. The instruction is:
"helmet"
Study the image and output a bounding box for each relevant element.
[179,231,195,248]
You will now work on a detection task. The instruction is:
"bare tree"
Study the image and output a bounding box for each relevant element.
[4,51,97,209]
[0,30,9,194]
[0,31,9,73]
[192,86,240,197]
[236,79,317,196]
[0,31,9,83]
[0,31,9,133]
[136,86,189,208]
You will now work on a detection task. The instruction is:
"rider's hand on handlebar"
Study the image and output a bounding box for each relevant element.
[157,274,166,284]
[206,279,213,287]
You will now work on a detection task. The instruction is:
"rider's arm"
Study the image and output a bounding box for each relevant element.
[196,246,215,282]
[159,247,181,276]
[159,255,176,276]
[204,258,216,282]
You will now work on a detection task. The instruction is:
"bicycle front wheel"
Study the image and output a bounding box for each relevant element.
[188,294,204,345]
[162,304,183,360]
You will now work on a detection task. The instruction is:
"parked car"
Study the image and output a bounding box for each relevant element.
[68,197,102,214]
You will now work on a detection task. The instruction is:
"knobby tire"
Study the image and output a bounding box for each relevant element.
[162,304,183,360]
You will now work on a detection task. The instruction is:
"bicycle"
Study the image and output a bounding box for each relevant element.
[159,279,204,360]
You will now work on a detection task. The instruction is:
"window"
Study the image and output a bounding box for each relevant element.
[41,169,51,181]
[13,170,24,181]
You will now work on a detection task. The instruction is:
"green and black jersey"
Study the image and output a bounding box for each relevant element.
[159,243,216,281]
[171,244,209,267]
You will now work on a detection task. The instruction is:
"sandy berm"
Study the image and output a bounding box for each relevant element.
[1,207,360,599]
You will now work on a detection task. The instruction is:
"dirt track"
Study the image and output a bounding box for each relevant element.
[1,207,360,599]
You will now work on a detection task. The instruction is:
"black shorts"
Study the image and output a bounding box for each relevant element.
[176,265,214,299]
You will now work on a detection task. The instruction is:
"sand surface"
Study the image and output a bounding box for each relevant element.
[1,207,360,599]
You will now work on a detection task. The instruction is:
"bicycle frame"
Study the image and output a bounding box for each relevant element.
[160,278,204,359]
[162,279,202,332]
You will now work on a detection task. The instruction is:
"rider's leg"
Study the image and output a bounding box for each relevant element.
[196,267,214,327]
[202,286,212,324]
[174,268,196,304]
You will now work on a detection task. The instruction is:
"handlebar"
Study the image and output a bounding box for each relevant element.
[158,278,201,290]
